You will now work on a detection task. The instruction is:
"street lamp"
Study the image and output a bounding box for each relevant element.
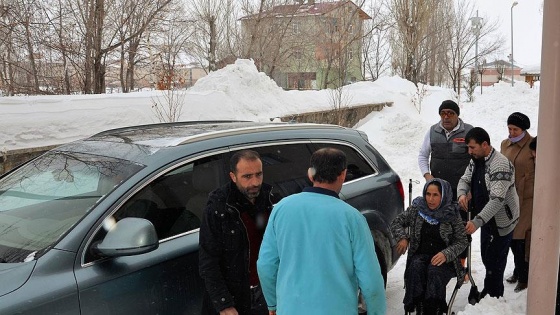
[511,1,518,87]
[470,11,483,93]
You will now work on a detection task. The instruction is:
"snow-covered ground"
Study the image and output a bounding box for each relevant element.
[0,59,540,314]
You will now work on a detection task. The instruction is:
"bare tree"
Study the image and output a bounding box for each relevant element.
[111,0,182,92]
[495,60,505,81]
[421,0,452,86]
[389,0,437,85]
[239,0,300,81]
[0,2,18,95]
[151,4,196,90]
[463,70,476,102]
[151,89,186,122]
[443,0,503,95]
[0,0,48,95]
[44,0,77,94]
[362,0,392,81]
[188,0,237,72]
[316,1,368,89]
[69,0,171,94]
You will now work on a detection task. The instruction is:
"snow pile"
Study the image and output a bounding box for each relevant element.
[188,59,302,120]
[190,59,283,95]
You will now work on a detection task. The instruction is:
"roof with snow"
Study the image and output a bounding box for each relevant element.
[483,60,521,69]
[520,64,541,75]
[240,0,371,20]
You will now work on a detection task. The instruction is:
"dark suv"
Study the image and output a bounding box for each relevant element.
[0,121,404,314]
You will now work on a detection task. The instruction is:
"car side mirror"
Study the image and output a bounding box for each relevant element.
[94,217,159,257]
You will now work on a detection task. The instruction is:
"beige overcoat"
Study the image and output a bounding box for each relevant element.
[500,132,535,240]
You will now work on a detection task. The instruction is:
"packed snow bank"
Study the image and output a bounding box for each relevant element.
[0,59,386,151]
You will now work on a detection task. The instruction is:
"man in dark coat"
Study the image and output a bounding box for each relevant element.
[199,150,272,315]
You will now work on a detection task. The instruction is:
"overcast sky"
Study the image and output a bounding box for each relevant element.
[472,0,543,67]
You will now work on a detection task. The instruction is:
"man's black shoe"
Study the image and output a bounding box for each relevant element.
[514,282,528,292]
[506,274,518,284]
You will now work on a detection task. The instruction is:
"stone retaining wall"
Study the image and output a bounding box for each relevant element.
[0,145,59,174]
[279,102,391,127]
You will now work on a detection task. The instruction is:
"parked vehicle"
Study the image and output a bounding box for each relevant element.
[0,121,404,314]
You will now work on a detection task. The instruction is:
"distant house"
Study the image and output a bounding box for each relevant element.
[105,54,208,91]
[240,0,371,90]
[520,65,540,88]
[475,60,522,86]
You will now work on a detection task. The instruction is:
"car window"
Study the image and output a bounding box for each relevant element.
[118,155,226,237]
[312,143,376,182]
[248,143,313,201]
[85,154,226,263]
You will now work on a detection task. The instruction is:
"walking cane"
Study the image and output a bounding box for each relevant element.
[403,179,419,291]
[408,179,420,208]
[466,204,482,305]
[409,179,413,207]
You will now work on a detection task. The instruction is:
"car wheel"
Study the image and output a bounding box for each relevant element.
[375,245,388,287]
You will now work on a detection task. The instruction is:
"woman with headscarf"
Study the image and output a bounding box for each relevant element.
[500,112,535,293]
[391,178,468,315]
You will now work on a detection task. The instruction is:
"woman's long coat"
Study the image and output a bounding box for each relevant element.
[501,132,535,240]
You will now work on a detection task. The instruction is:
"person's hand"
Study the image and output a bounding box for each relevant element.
[458,195,469,211]
[396,239,409,255]
[424,173,434,181]
[269,311,277,315]
[220,307,238,315]
[465,221,478,235]
[431,252,447,266]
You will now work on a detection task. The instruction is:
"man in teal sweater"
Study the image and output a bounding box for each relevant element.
[257,147,386,315]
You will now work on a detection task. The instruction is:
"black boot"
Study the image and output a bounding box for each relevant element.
[435,299,448,315]
[416,300,425,315]
[405,298,424,314]
[423,299,447,315]
[404,302,415,314]
[423,303,436,315]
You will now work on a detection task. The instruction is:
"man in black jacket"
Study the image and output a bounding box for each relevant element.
[199,150,272,315]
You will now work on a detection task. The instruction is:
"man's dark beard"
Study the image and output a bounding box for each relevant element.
[240,186,261,200]
[470,154,483,161]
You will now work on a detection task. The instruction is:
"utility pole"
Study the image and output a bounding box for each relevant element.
[511,1,518,87]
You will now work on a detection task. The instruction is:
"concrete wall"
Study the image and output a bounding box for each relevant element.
[0,145,59,175]
[279,102,391,127]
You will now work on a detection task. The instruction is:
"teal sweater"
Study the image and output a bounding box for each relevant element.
[257,188,386,315]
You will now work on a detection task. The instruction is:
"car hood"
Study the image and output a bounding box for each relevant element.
[0,261,36,297]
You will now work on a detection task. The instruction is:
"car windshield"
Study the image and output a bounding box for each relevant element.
[0,151,144,263]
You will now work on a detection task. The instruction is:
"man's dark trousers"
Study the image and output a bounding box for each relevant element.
[480,224,513,298]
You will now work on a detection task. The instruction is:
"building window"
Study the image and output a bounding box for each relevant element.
[293,22,300,35]
[348,48,353,60]
[349,24,354,34]
[326,18,338,34]
[294,49,302,60]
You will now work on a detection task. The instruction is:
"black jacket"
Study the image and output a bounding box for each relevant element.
[199,182,273,315]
